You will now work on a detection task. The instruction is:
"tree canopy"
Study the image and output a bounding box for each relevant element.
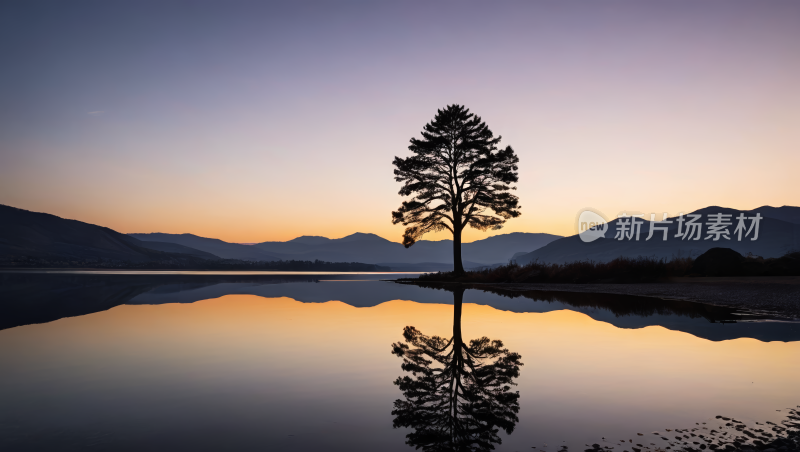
[392,104,520,274]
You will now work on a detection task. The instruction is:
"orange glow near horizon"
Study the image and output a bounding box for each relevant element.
[2,4,798,243]
[5,294,798,429]
[3,291,800,450]
[4,198,799,244]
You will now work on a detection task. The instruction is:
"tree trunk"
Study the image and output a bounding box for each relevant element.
[452,288,464,342]
[449,288,465,438]
[453,227,465,275]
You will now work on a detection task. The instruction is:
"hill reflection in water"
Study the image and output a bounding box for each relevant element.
[1,286,798,451]
[1,272,798,342]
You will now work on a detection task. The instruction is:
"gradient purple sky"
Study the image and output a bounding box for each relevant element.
[1,1,798,243]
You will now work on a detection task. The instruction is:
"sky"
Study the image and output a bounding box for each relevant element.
[1,1,798,243]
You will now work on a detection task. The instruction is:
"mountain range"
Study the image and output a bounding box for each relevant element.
[0,204,561,269]
[515,206,800,265]
[3,202,798,269]
[129,231,562,268]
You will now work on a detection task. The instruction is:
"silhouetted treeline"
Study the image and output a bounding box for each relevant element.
[0,256,389,272]
[404,249,800,284]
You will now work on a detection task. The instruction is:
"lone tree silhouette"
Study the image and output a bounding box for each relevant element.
[392,105,520,275]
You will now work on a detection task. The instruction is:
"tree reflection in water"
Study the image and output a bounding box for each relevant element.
[391,287,523,451]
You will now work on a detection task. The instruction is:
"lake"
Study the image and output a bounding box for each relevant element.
[1,272,798,451]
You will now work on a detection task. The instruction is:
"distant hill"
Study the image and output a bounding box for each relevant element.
[130,233,282,261]
[135,231,562,266]
[751,205,800,226]
[460,232,562,263]
[515,206,800,265]
[0,204,214,264]
[135,241,219,260]
[254,231,561,265]
[287,236,331,245]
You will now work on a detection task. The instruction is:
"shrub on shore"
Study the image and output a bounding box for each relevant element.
[689,248,800,277]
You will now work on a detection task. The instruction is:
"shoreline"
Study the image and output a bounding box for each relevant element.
[397,277,800,320]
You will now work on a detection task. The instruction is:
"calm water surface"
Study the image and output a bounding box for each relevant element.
[1,272,798,451]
